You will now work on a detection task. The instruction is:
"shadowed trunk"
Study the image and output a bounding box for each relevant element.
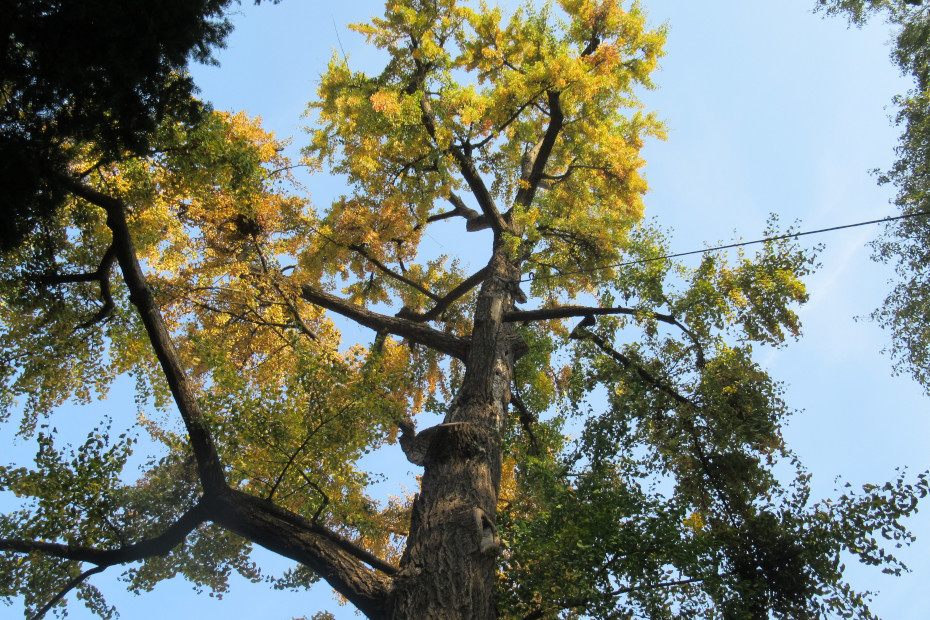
[388,248,524,619]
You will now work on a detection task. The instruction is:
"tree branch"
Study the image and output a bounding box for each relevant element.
[504,305,706,369]
[418,95,507,236]
[611,575,704,596]
[52,173,398,615]
[252,244,317,341]
[513,90,565,209]
[510,389,540,456]
[210,488,392,618]
[52,171,227,492]
[300,285,469,360]
[396,266,490,323]
[348,243,441,301]
[35,243,118,329]
[447,192,493,232]
[570,323,695,407]
[0,501,209,567]
[523,576,705,620]
[29,564,107,620]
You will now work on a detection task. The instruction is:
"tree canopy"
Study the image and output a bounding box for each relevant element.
[0,0,270,250]
[817,0,930,391]
[0,1,927,619]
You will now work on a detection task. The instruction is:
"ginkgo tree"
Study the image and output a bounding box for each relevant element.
[0,1,926,619]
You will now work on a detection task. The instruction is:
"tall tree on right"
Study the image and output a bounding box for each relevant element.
[818,0,930,390]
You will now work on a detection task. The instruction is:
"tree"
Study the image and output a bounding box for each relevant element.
[1,1,926,618]
[817,0,930,391]
[0,0,265,251]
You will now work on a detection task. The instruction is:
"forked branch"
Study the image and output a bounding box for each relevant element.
[52,172,395,616]
[396,266,490,323]
[35,243,118,328]
[418,93,507,235]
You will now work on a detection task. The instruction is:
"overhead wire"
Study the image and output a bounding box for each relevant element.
[520,210,930,283]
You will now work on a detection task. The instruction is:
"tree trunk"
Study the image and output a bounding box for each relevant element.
[388,249,524,618]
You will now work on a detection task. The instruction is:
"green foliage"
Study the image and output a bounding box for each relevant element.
[0,1,926,618]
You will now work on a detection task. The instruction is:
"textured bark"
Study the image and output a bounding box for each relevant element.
[209,489,392,619]
[388,249,523,619]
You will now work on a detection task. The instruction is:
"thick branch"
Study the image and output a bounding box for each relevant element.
[210,488,392,618]
[54,172,226,491]
[513,90,565,209]
[300,285,469,360]
[447,192,493,232]
[53,173,398,614]
[53,172,226,492]
[418,96,506,236]
[397,266,490,323]
[504,305,706,369]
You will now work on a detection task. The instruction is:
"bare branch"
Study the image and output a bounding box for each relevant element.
[300,285,469,360]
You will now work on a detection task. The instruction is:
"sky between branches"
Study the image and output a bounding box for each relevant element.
[8,1,928,618]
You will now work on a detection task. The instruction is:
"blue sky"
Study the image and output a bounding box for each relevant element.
[6,1,930,618]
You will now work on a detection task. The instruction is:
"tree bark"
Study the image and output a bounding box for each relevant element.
[388,248,524,619]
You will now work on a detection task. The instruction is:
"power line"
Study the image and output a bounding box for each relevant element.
[521,210,930,283]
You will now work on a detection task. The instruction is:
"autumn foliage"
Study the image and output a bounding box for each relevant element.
[0,1,926,619]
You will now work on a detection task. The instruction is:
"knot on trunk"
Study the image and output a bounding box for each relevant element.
[398,421,441,466]
[399,421,496,467]
[473,507,501,556]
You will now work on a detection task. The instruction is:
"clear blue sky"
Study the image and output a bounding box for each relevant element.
[6,1,929,618]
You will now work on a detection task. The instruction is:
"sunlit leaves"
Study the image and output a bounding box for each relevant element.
[305,0,666,314]
[0,2,924,618]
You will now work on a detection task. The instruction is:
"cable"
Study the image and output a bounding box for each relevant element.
[521,210,930,283]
